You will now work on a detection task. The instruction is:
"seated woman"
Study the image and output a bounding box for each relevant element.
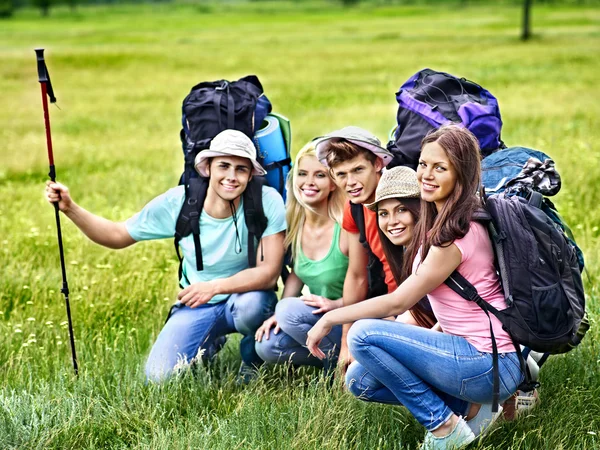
[255,141,348,370]
[345,166,437,401]
[307,125,523,450]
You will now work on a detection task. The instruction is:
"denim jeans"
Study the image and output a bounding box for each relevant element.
[145,290,277,382]
[255,297,342,368]
[347,319,523,431]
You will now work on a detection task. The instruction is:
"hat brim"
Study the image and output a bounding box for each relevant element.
[315,137,393,167]
[195,150,266,177]
[365,192,420,211]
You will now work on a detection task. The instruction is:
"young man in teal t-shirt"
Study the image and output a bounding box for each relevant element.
[45,130,287,381]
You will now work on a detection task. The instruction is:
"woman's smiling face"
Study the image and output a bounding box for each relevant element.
[417,141,458,212]
[377,198,416,246]
[295,155,335,206]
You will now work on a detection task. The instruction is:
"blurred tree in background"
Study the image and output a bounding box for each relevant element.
[0,0,14,17]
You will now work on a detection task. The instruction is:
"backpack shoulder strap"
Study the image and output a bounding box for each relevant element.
[350,202,368,248]
[174,177,209,280]
[350,202,388,298]
[243,178,268,268]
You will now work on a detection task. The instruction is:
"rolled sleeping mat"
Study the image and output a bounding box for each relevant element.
[254,114,291,201]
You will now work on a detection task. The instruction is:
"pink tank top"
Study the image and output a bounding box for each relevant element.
[413,222,515,353]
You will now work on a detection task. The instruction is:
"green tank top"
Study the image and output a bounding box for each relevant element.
[294,223,349,300]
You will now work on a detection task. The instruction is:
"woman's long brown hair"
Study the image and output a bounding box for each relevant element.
[408,124,484,273]
[377,198,436,328]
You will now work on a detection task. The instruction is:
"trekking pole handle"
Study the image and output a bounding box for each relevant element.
[36,48,48,83]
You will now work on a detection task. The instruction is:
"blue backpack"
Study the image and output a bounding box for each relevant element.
[387,68,504,169]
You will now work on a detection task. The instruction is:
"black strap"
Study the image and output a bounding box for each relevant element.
[263,157,292,195]
[175,177,209,276]
[351,202,387,298]
[445,271,503,412]
[528,190,544,209]
[244,179,268,267]
[213,80,234,132]
[350,202,368,248]
[214,89,223,131]
[227,85,235,129]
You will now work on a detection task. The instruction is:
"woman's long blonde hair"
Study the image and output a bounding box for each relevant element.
[284,141,346,261]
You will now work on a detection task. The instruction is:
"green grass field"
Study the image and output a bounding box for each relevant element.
[1,2,599,449]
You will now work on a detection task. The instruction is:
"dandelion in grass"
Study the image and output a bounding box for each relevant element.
[27,317,35,322]
[14,329,22,334]
[23,285,30,290]
[26,301,34,305]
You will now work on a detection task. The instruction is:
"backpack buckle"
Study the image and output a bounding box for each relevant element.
[216,81,229,91]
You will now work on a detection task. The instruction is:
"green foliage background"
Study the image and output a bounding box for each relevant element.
[0,2,599,449]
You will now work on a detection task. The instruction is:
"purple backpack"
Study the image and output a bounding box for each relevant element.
[387,69,504,170]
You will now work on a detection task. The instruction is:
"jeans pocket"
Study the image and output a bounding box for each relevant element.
[460,367,494,404]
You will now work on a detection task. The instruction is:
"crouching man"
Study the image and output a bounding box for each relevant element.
[45,130,286,382]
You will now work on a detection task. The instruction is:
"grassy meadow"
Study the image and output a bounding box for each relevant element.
[1,2,599,448]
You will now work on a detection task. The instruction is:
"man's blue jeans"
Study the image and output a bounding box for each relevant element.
[145,290,277,382]
[255,297,342,368]
[347,319,523,431]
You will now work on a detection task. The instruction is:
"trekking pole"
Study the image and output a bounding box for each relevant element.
[36,48,79,376]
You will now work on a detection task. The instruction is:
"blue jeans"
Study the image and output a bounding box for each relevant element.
[255,297,342,368]
[347,319,523,431]
[145,290,277,381]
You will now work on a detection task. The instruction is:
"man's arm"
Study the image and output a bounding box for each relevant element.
[45,181,135,249]
[178,231,285,307]
[338,231,369,368]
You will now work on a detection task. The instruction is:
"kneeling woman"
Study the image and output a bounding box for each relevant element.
[255,141,348,369]
[307,125,522,450]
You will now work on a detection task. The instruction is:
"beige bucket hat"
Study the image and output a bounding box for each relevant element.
[194,129,266,177]
[365,166,420,211]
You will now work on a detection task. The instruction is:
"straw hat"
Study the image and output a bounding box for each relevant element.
[365,166,420,211]
[195,129,266,177]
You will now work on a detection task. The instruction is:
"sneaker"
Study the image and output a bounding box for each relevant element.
[236,362,259,385]
[467,403,503,437]
[420,417,476,450]
[503,388,539,420]
[515,389,539,412]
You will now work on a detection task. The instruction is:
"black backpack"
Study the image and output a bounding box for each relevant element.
[350,203,388,298]
[174,76,272,281]
[387,68,505,170]
[445,193,588,410]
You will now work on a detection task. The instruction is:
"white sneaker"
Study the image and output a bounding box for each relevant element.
[467,403,503,437]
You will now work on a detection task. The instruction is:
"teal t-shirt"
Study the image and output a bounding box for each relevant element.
[294,223,349,300]
[125,185,286,304]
